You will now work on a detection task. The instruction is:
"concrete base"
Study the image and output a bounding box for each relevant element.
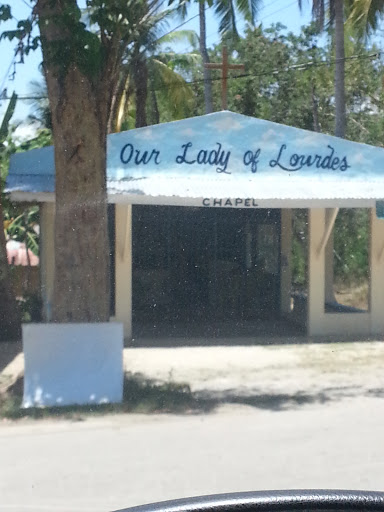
[22,323,124,408]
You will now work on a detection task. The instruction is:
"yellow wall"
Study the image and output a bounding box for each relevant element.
[307,208,384,338]
[112,204,132,339]
[370,209,384,335]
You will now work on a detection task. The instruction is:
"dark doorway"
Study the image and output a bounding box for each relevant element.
[132,206,281,337]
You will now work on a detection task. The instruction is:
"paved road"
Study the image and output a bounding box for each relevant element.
[1,342,384,512]
[1,396,384,512]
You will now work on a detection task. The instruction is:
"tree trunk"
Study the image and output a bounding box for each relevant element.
[0,198,21,341]
[51,71,110,323]
[199,1,213,114]
[334,0,346,138]
[311,80,320,132]
[150,84,160,126]
[109,70,129,134]
[23,211,31,294]
[135,60,148,128]
[37,0,112,323]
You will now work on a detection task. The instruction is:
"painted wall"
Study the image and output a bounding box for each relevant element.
[38,203,384,339]
[370,209,384,335]
[307,207,384,338]
[113,204,132,339]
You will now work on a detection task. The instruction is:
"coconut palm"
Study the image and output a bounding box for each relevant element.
[299,0,346,137]
[111,8,200,130]
[347,0,384,37]
[180,0,261,114]
[26,76,52,129]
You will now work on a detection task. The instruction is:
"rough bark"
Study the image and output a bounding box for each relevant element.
[134,59,148,128]
[311,80,320,132]
[334,0,346,138]
[199,1,213,114]
[150,84,160,125]
[50,72,110,322]
[36,0,120,323]
[0,198,21,341]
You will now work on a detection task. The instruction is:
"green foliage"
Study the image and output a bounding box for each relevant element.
[292,210,308,288]
[334,209,370,284]
[172,0,261,39]
[0,92,17,143]
[189,22,384,142]
[0,4,11,22]
[5,205,39,256]
[0,93,18,217]
[347,0,384,38]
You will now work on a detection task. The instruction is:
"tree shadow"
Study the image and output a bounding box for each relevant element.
[2,372,382,421]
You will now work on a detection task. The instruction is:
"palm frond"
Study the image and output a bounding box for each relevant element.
[215,0,239,37]
[26,230,39,256]
[156,29,199,48]
[312,0,326,29]
[0,92,17,143]
[235,0,262,24]
[156,51,201,71]
[348,0,384,38]
[150,58,194,117]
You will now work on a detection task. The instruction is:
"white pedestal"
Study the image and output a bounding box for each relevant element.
[22,323,124,407]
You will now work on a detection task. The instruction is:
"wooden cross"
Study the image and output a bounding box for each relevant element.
[204,46,245,110]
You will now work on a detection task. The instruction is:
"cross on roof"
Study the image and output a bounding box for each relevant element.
[204,46,245,110]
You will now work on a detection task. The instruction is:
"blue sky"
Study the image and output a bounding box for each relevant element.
[0,0,312,125]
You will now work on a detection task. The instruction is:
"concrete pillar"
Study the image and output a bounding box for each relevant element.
[114,204,132,339]
[370,209,384,335]
[308,208,325,336]
[324,209,336,303]
[39,202,55,322]
[280,208,292,315]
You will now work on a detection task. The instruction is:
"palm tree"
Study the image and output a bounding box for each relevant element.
[181,0,261,114]
[26,76,52,129]
[110,5,199,130]
[347,0,384,37]
[299,0,346,137]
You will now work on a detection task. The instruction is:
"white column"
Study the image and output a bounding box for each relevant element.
[308,208,326,336]
[39,202,55,322]
[370,208,384,335]
[114,204,132,340]
[280,208,292,315]
[324,209,336,303]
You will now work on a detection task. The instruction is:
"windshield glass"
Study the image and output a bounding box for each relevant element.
[1,1,384,512]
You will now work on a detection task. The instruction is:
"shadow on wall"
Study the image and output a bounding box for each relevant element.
[0,341,23,375]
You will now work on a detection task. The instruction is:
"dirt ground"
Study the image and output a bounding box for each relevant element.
[1,340,383,409]
[123,341,384,406]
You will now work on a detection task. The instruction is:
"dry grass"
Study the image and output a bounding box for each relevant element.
[0,372,204,421]
[334,280,369,310]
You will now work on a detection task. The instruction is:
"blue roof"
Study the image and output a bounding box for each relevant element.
[6,111,384,202]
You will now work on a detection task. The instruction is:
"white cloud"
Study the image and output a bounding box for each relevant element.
[297,133,322,147]
[349,152,371,166]
[209,115,243,132]
[180,128,196,136]
[261,129,277,142]
[134,129,154,140]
